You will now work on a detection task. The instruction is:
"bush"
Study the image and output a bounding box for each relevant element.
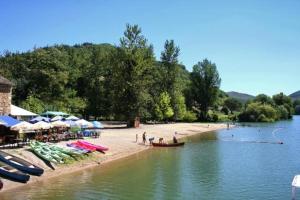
[238,102,278,122]
[276,105,289,119]
[183,111,197,122]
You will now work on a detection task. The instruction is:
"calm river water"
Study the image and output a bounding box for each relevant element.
[2,116,300,200]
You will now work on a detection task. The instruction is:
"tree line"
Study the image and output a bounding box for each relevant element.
[0,24,222,126]
[0,24,297,125]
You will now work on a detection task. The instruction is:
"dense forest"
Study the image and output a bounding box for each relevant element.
[0,24,297,125]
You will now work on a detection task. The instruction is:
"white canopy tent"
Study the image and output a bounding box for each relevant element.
[10,105,38,117]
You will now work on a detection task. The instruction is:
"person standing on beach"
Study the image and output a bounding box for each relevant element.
[142,132,147,144]
[136,134,138,142]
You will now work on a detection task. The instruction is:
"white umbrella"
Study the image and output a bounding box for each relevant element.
[75,119,93,128]
[65,115,79,121]
[51,120,70,128]
[51,116,64,122]
[11,121,33,131]
[31,121,53,130]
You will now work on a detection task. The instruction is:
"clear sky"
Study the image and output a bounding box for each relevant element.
[1,0,299,96]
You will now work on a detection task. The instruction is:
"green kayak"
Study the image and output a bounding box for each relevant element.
[30,142,61,164]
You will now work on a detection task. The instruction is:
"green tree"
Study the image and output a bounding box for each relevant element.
[253,94,275,105]
[20,95,45,114]
[111,24,155,126]
[238,102,278,122]
[294,99,300,115]
[154,92,174,121]
[272,93,293,118]
[190,59,221,120]
[160,40,189,120]
[223,97,242,113]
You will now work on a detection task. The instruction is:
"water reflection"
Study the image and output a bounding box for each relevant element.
[2,117,300,200]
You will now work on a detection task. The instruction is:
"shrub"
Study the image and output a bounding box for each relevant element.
[183,111,197,122]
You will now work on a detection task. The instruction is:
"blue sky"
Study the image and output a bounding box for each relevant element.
[1,0,299,96]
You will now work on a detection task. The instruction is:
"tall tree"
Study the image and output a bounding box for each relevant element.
[190,59,221,120]
[111,24,155,127]
[161,40,180,92]
[160,40,188,120]
[272,92,294,118]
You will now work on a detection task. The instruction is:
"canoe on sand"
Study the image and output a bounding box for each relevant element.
[152,142,185,147]
[0,161,30,183]
[0,150,44,176]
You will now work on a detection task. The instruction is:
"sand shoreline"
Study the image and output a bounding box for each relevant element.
[0,122,229,193]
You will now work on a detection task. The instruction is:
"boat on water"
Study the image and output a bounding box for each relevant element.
[0,161,30,183]
[77,140,108,151]
[152,142,185,147]
[0,150,44,176]
[292,175,300,199]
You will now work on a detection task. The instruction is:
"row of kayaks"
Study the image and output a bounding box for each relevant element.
[0,140,108,189]
[30,141,108,164]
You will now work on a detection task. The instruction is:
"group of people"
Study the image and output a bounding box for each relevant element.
[136,131,178,145]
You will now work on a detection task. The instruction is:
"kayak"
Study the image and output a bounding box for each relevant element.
[30,142,63,164]
[152,142,185,147]
[0,161,30,183]
[34,142,74,162]
[49,145,85,157]
[77,140,108,151]
[71,142,97,152]
[66,143,91,153]
[0,150,44,176]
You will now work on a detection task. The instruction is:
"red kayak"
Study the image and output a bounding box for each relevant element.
[71,142,97,152]
[77,141,108,151]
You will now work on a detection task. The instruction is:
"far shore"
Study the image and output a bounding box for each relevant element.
[0,122,230,193]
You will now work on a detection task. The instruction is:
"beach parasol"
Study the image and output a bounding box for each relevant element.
[75,119,93,128]
[0,120,6,126]
[92,121,103,129]
[31,121,53,130]
[51,116,64,122]
[51,120,70,128]
[11,121,33,131]
[65,120,79,127]
[65,115,79,121]
[30,116,50,123]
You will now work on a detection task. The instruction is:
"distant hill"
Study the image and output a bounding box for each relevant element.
[226,91,255,103]
[289,91,300,101]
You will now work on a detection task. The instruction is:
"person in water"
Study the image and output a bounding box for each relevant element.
[142,132,147,144]
[173,135,178,143]
[149,137,154,145]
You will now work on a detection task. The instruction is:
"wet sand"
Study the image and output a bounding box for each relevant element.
[0,122,229,192]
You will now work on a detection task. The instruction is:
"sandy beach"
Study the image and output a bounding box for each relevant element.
[0,122,229,192]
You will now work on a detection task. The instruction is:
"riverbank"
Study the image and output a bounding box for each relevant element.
[1,122,229,192]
